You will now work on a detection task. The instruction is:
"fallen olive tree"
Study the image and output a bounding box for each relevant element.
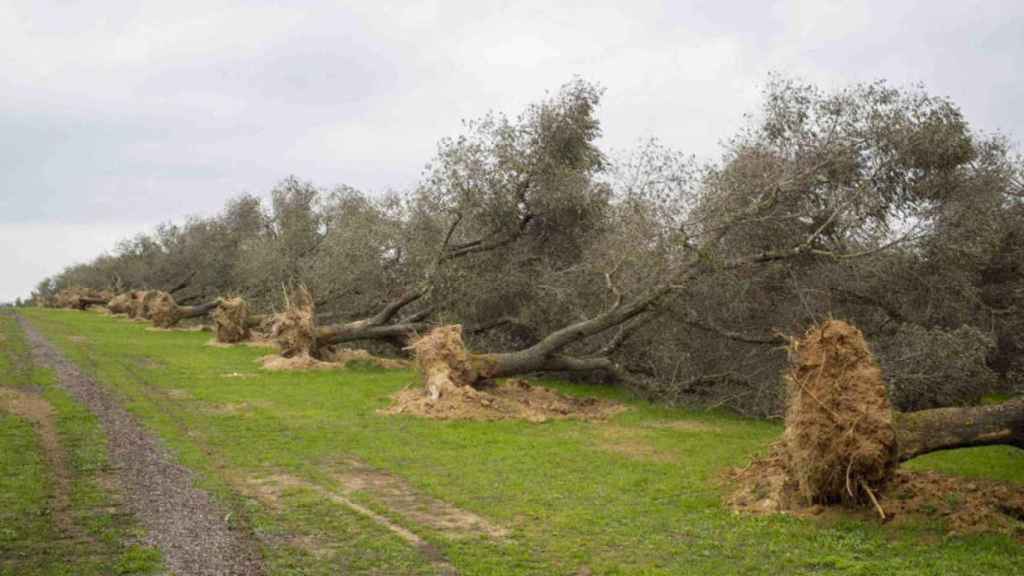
[738,319,1023,513]
[53,287,111,310]
[894,398,1024,462]
[271,286,431,357]
[147,291,222,329]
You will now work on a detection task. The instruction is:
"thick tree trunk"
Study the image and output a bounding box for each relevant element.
[895,398,1024,462]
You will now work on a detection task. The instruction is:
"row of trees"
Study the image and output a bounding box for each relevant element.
[35,77,1023,417]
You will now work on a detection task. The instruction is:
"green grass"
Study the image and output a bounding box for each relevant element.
[0,312,163,576]
[14,308,1024,575]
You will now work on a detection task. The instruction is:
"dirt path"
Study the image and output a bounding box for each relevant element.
[17,315,265,576]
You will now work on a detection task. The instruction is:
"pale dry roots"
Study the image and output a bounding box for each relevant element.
[148,291,181,328]
[213,297,251,343]
[270,286,318,358]
[783,320,897,505]
[408,325,481,400]
[107,293,135,315]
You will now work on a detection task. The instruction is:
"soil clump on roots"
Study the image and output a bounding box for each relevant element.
[213,297,252,343]
[147,291,180,328]
[785,320,896,505]
[729,319,1024,538]
[269,286,318,358]
[382,325,625,422]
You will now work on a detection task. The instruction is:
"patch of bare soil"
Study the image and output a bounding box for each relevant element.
[0,388,75,533]
[640,420,720,432]
[203,400,272,415]
[257,348,408,371]
[334,457,508,539]
[221,372,258,379]
[245,473,457,575]
[728,446,1024,538]
[165,388,193,400]
[383,378,626,423]
[596,425,677,462]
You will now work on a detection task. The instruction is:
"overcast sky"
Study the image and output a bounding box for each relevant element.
[2,0,1022,301]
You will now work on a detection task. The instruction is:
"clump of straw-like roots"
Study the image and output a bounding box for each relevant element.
[212,297,252,343]
[783,319,897,505]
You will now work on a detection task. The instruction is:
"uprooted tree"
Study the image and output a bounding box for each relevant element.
[147,291,222,329]
[746,319,1023,510]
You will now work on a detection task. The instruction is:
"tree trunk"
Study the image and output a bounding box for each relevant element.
[895,398,1024,462]
[177,300,221,321]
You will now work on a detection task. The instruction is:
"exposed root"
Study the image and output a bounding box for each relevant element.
[408,325,481,400]
[107,292,135,315]
[270,286,318,358]
[53,287,110,310]
[783,320,896,505]
[148,291,180,328]
[213,297,251,343]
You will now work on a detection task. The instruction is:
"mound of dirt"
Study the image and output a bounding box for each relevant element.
[784,320,896,505]
[729,449,1024,538]
[270,286,317,357]
[212,297,251,343]
[382,378,625,423]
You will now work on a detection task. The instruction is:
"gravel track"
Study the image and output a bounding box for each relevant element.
[18,315,265,576]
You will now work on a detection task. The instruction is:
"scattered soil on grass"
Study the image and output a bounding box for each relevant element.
[68,335,88,343]
[245,473,457,575]
[204,400,272,415]
[221,372,258,379]
[130,355,164,369]
[640,420,720,432]
[596,425,678,462]
[383,378,626,423]
[258,348,409,371]
[333,457,508,539]
[0,388,75,533]
[165,389,193,400]
[728,445,1024,538]
[206,337,276,349]
[145,325,211,333]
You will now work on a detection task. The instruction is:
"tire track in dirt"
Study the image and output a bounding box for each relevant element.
[17,315,266,576]
[0,388,77,536]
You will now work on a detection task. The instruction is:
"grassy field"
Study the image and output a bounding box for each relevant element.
[0,312,163,575]
[9,308,1024,575]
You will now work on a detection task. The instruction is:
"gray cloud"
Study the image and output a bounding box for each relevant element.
[2,0,1022,301]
